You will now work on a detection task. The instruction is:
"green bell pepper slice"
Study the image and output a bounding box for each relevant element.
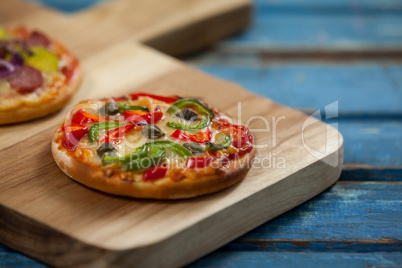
[88,121,126,143]
[126,147,166,171]
[166,116,210,131]
[145,140,193,158]
[118,103,149,112]
[167,99,215,119]
[206,133,231,152]
[102,141,192,169]
[103,144,148,165]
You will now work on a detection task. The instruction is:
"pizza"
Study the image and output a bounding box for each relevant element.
[0,26,81,124]
[52,92,255,199]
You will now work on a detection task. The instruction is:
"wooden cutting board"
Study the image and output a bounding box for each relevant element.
[0,1,343,267]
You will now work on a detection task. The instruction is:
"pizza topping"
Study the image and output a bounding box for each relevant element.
[142,124,165,139]
[166,99,214,131]
[7,65,43,93]
[146,141,193,158]
[124,105,163,125]
[62,124,88,151]
[212,119,252,148]
[142,166,167,181]
[126,147,166,171]
[61,56,79,82]
[130,92,179,103]
[71,109,118,125]
[0,59,17,79]
[59,94,254,184]
[88,121,127,143]
[186,156,214,169]
[26,31,50,48]
[97,142,116,158]
[99,102,119,116]
[0,28,7,38]
[118,103,149,112]
[103,144,148,164]
[183,142,205,155]
[100,124,135,145]
[167,116,210,131]
[24,47,58,72]
[171,128,212,143]
[9,51,24,68]
[228,142,253,160]
[206,133,231,152]
[167,99,214,118]
[175,108,198,121]
[232,127,253,149]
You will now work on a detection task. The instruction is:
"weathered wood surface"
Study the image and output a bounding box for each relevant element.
[2,0,401,267]
[1,0,251,57]
[2,182,401,267]
[190,252,402,268]
[0,0,345,267]
[188,62,402,116]
[218,0,402,53]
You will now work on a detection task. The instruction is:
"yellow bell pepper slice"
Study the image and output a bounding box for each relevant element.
[25,47,59,72]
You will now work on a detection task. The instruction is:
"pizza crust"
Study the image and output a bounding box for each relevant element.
[0,67,82,125]
[52,129,255,199]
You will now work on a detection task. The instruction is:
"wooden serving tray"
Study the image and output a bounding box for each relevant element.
[0,1,343,267]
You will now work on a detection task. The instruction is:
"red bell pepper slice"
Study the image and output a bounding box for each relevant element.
[228,142,253,160]
[130,92,179,103]
[142,165,168,181]
[62,124,88,151]
[213,119,252,148]
[100,96,129,102]
[100,124,135,145]
[186,157,214,169]
[71,109,117,125]
[61,57,79,82]
[124,105,163,124]
[171,128,212,143]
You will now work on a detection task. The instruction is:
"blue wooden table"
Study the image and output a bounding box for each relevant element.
[1,0,401,267]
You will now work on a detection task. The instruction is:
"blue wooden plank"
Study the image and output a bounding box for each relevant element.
[189,252,402,268]
[340,168,402,181]
[218,0,402,51]
[187,63,402,115]
[0,253,47,268]
[223,240,401,253]
[253,0,402,16]
[25,0,106,13]
[238,182,402,241]
[1,182,401,267]
[336,120,402,166]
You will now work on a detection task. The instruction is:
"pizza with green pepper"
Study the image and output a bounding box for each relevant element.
[52,92,255,199]
[0,26,81,124]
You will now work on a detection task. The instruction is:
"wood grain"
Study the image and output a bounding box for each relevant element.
[189,62,402,115]
[0,0,343,267]
[219,0,402,53]
[0,46,342,267]
[190,252,402,268]
[0,43,343,267]
[0,0,251,57]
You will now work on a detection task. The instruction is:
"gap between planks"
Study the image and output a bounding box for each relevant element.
[229,238,402,253]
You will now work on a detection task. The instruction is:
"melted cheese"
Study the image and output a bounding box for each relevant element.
[0,28,71,110]
[75,97,223,171]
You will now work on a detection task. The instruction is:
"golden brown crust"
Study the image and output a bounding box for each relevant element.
[52,127,255,199]
[0,67,82,125]
[0,27,82,125]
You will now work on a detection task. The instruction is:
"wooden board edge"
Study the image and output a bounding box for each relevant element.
[0,139,343,267]
[141,0,252,57]
[136,141,344,267]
